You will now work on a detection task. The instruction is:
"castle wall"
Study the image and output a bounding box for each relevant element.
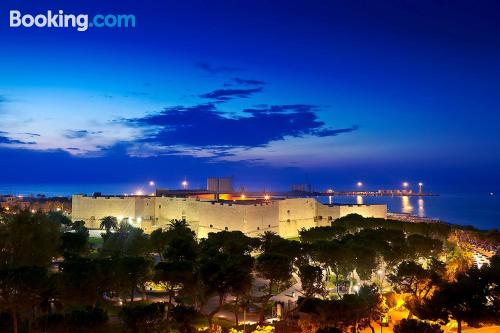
[72,195,387,238]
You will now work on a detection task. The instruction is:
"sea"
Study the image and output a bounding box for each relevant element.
[0,184,498,231]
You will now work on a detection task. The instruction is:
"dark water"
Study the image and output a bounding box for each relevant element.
[318,193,500,230]
[0,184,499,230]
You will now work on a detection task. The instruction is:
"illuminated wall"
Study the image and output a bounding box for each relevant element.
[72,195,387,238]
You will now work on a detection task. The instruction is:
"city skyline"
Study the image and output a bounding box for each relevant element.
[1,1,499,191]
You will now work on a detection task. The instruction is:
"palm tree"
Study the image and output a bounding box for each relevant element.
[100,216,118,233]
[168,218,190,230]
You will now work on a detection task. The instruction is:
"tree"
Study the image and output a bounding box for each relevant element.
[0,210,60,268]
[58,257,108,307]
[298,289,380,333]
[99,216,118,233]
[312,240,353,295]
[153,261,196,319]
[444,244,473,280]
[47,211,72,227]
[198,231,255,331]
[255,252,293,323]
[357,284,384,333]
[406,234,442,260]
[285,264,324,320]
[119,302,166,333]
[62,307,108,333]
[393,319,443,333]
[163,219,198,263]
[72,220,86,232]
[350,242,378,282]
[60,229,89,258]
[101,225,151,256]
[153,219,199,317]
[150,228,169,259]
[389,259,444,317]
[0,266,49,333]
[33,307,109,333]
[254,233,296,323]
[417,265,497,333]
[115,256,153,302]
[299,226,346,243]
[299,264,324,298]
[170,305,203,333]
[316,328,342,333]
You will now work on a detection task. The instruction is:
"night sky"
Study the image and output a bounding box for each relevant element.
[0,0,499,192]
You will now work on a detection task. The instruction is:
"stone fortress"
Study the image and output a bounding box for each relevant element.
[72,194,387,239]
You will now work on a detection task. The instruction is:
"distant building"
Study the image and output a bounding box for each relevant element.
[72,195,387,239]
[207,177,234,193]
[0,195,70,213]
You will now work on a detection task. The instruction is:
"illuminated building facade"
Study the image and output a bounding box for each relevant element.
[72,195,387,239]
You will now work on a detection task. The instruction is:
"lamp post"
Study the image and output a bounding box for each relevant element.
[181,180,188,190]
[418,182,423,194]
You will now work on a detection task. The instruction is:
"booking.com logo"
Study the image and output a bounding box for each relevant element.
[9,10,136,32]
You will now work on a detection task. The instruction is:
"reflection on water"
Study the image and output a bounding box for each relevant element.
[317,193,499,230]
[356,195,363,205]
[401,196,413,214]
[328,195,333,205]
[418,198,425,217]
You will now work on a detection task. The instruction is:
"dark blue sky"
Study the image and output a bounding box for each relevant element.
[0,0,499,192]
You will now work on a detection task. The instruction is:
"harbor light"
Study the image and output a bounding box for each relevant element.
[357,182,363,187]
[181,180,188,189]
[418,182,423,193]
[149,180,155,187]
[327,188,334,193]
[402,181,409,188]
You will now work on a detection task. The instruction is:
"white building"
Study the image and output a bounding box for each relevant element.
[72,195,387,239]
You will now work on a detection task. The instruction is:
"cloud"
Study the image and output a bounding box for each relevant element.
[125,103,358,150]
[224,78,266,87]
[0,131,36,145]
[23,132,41,137]
[64,130,103,139]
[195,61,239,75]
[200,87,263,102]
[232,77,266,86]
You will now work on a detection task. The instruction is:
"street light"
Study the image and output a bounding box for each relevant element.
[264,194,270,200]
[181,180,188,189]
[418,182,423,193]
[402,181,409,188]
[149,180,155,187]
[357,181,363,187]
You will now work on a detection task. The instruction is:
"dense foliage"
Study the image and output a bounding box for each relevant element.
[0,210,497,333]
